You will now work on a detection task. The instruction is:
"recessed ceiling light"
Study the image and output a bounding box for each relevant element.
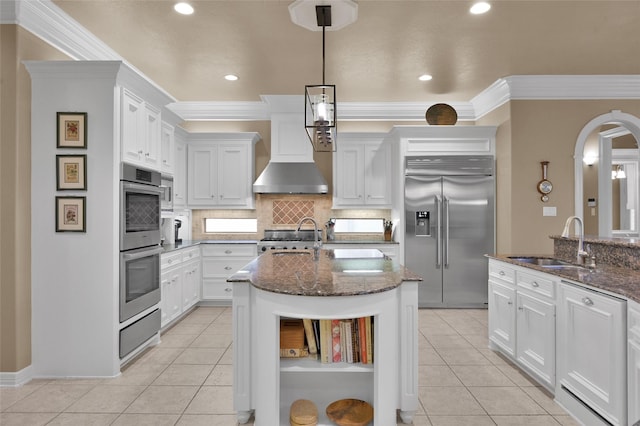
[224,74,239,81]
[174,2,194,15]
[470,2,491,15]
[418,74,433,81]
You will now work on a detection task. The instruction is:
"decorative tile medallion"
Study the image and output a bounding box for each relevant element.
[273,200,315,225]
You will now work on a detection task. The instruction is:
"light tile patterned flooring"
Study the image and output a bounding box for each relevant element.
[0,307,580,426]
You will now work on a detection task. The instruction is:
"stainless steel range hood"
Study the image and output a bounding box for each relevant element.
[253,102,329,194]
[253,162,328,194]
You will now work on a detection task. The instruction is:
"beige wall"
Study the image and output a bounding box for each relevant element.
[0,25,69,373]
[488,100,640,255]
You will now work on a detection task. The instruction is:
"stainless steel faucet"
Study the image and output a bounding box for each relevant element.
[296,216,322,260]
[561,216,588,265]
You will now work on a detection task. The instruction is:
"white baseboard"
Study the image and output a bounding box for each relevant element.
[0,365,34,387]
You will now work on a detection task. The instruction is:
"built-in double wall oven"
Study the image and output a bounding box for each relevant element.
[119,163,162,358]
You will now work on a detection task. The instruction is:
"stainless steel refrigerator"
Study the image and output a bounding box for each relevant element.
[405,156,495,308]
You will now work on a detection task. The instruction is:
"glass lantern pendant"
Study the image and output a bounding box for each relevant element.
[305,5,337,152]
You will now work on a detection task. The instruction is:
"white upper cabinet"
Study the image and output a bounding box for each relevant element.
[121,88,162,171]
[160,122,175,175]
[187,133,260,209]
[173,130,187,209]
[333,133,391,208]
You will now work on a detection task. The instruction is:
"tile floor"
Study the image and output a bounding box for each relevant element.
[0,307,580,426]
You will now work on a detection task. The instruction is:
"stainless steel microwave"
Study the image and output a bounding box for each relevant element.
[160,176,173,212]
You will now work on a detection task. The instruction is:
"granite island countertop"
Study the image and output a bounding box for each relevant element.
[488,254,640,303]
[227,248,422,297]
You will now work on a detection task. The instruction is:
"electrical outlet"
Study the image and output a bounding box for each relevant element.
[543,206,557,217]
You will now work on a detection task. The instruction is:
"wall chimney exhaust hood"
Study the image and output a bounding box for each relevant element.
[253,97,328,194]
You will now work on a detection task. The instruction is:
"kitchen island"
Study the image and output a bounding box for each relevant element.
[228,248,422,425]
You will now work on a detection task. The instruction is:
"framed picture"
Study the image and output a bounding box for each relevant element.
[55,196,86,232]
[57,112,87,148]
[56,155,87,191]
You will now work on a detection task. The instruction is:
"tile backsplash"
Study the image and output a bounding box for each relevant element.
[191,194,393,242]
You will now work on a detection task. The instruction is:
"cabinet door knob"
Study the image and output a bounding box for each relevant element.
[225,250,232,254]
[518,306,523,311]
[507,301,513,305]
[499,271,505,276]
[531,281,539,288]
[225,287,232,292]
[582,297,594,306]
[224,266,232,270]
[168,259,172,264]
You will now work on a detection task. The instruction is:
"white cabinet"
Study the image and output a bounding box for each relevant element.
[333,134,391,208]
[121,88,162,170]
[173,131,187,209]
[488,260,517,358]
[515,271,555,390]
[487,260,556,391]
[160,122,175,175]
[629,300,640,426]
[557,282,627,426]
[160,246,201,329]
[201,244,257,303]
[187,133,259,208]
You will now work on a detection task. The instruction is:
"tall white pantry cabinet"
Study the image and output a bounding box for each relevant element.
[26,60,175,378]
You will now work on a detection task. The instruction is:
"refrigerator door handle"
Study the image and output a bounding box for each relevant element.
[436,196,442,268]
[444,196,450,267]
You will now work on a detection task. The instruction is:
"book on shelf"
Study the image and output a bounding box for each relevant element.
[319,319,332,363]
[331,319,342,363]
[358,317,367,364]
[302,318,317,355]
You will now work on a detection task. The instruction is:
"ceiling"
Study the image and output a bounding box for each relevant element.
[52,0,640,105]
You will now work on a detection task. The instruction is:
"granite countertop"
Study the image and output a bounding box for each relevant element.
[324,240,400,245]
[488,254,640,303]
[227,248,422,297]
[161,239,258,253]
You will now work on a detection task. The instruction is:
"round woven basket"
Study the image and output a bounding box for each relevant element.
[425,103,458,125]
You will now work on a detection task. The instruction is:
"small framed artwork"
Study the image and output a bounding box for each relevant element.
[55,196,86,232]
[56,155,87,191]
[57,112,87,148]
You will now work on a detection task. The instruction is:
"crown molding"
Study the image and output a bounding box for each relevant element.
[166,99,477,122]
[12,0,640,122]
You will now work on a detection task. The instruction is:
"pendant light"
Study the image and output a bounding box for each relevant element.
[305,5,337,152]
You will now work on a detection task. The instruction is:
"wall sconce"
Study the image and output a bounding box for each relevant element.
[612,164,627,179]
[583,155,597,166]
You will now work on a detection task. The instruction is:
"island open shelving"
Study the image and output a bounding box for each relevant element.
[229,248,421,425]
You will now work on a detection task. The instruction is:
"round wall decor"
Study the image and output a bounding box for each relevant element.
[425,103,458,125]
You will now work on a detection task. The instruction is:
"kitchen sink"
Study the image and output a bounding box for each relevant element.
[508,257,571,266]
[508,257,589,271]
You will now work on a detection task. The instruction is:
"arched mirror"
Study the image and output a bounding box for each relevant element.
[575,110,640,237]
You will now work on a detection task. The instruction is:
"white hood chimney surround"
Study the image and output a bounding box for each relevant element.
[253,95,329,194]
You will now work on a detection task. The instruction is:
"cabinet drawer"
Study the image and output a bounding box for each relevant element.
[182,246,200,261]
[202,258,252,277]
[488,261,515,284]
[517,271,555,299]
[201,244,257,257]
[161,251,183,269]
[202,279,234,300]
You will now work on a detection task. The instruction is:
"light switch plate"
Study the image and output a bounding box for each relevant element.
[543,206,557,216]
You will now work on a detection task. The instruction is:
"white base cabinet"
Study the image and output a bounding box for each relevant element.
[160,246,201,329]
[629,300,640,425]
[488,260,556,391]
[202,244,257,303]
[556,282,627,426]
